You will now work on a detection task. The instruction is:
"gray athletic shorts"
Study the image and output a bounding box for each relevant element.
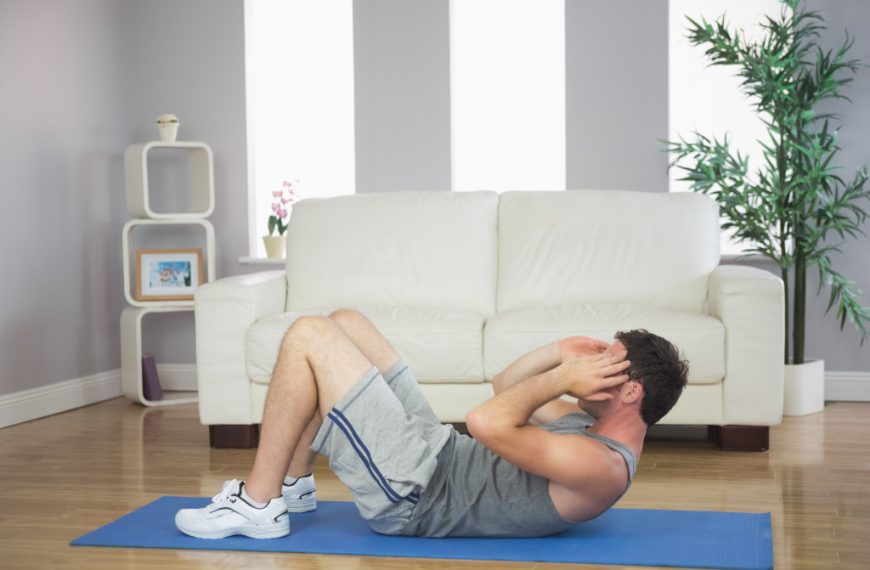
[310,360,452,534]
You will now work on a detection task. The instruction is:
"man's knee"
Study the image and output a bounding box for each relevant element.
[328,308,363,324]
[329,309,377,335]
[282,315,332,348]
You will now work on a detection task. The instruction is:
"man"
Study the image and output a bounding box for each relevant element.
[176,309,688,539]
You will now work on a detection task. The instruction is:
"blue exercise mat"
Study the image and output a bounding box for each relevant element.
[71,498,773,569]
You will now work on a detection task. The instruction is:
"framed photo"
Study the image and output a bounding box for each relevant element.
[135,248,204,301]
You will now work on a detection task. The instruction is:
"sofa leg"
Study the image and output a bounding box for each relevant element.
[711,425,769,451]
[209,424,260,449]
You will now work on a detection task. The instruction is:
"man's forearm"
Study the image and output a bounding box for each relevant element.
[492,341,561,394]
[473,365,568,431]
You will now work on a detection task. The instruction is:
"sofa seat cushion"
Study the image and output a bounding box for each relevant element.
[246,306,486,385]
[484,304,725,385]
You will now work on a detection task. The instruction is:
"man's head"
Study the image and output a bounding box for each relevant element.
[578,329,688,426]
[615,329,689,425]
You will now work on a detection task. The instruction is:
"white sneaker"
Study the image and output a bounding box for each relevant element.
[175,480,290,539]
[282,473,316,513]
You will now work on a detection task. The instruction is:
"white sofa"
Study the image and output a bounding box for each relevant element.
[195,190,784,449]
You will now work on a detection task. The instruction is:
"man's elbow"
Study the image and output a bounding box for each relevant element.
[465,408,483,439]
[466,407,509,444]
[465,407,487,440]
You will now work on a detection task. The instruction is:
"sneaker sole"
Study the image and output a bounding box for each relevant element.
[176,521,290,540]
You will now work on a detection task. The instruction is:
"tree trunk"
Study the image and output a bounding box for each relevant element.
[781,265,790,363]
[793,251,806,365]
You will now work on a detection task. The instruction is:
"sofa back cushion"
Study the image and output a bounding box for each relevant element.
[284,191,499,314]
[497,190,720,313]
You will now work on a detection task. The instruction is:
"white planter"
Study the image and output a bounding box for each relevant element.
[783,359,825,416]
[157,122,179,142]
[262,235,285,259]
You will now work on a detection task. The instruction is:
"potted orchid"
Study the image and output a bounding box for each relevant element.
[262,180,297,259]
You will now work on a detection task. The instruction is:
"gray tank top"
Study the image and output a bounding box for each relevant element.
[398,412,637,537]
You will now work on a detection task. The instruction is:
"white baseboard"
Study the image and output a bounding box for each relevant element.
[826,371,870,402]
[0,363,199,429]
[157,363,198,391]
[0,370,122,429]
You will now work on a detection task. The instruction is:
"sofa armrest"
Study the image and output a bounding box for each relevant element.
[708,265,784,425]
[195,270,287,425]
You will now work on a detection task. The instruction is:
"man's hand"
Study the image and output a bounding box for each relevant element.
[560,352,630,401]
[558,336,610,363]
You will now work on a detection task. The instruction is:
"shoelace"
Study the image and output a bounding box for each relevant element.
[211,479,242,504]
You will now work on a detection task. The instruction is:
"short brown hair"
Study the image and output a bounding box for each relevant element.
[615,329,689,426]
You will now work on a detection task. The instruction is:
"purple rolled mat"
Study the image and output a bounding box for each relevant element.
[142,353,164,401]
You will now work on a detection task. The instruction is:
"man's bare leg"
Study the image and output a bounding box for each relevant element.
[283,309,404,479]
[244,315,375,503]
[284,413,322,479]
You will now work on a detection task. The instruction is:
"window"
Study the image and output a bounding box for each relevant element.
[669,0,785,256]
[245,0,355,257]
[450,0,566,192]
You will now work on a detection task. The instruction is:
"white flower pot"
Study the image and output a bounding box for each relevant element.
[262,235,285,259]
[783,359,825,416]
[157,122,179,142]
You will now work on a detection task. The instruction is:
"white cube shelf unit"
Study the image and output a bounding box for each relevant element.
[124,141,215,219]
[121,140,217,406]
[122,218,216,308]
[121,306,199,407]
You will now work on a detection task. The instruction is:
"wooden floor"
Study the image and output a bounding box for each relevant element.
[1,399,869,569]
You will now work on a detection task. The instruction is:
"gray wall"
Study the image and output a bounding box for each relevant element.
[128,0,249,362]
[2,0,867,399]
[566,0,670,192]
[354,0,452,193]
[0,0,133,396]
[129,0,249,281]
[353,0,672,194]
[0,0,249,392]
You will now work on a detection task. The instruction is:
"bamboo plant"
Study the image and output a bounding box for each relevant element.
[668,0,870,365]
